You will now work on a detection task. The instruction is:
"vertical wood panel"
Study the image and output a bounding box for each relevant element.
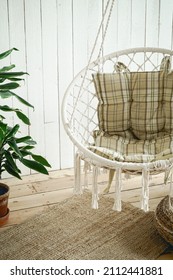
[40,0,60,170]
[87,0,103,60]
[0,0,10,53]
[117,0,132,50]
[145,0,160,47]
[41,0,58,123]
[24,0,45,167]
[0,0,12,123]
[159,0,173,49]
[57,0,74,168]
[8,0,29,175]
[73,0,88,75]
[131,0,146,47]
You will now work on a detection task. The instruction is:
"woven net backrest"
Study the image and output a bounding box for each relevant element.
[62,48,173,151]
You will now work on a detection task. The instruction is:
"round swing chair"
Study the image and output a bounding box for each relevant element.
[62,0,173,235]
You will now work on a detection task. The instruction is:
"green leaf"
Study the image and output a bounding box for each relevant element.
[4,150,20,173]
[31,154,51,167]
[15,136,33,144]
[0,78,5,83]
[7,77,25,82]
[0,48,18,60]
[0,91,13,98]
[0,90,34,109]
[0,64,15,72]
[5,124,19,139]
[0,105,14,112]
[0,105,31,125]
[20,158,49,175]
[0,72,28,78]
[0,122,7,133]
[10,91,34,109]
[0,82,20,90]
[16,111,31,125]
[8,139,22,158]
[4,162,21,179]
[20,145,35,150]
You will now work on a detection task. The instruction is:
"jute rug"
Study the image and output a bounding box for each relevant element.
[0,192,168,260]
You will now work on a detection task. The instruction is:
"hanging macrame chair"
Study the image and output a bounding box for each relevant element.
[62,0,173,213]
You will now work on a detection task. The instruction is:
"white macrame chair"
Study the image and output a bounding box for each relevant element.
[62,0,173,212]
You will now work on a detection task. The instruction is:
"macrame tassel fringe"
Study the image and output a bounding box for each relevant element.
[113,168,122,211]
[83,161,91,189]
[141,168,150,212]
[92,166,99,209]
[74,151,82,194]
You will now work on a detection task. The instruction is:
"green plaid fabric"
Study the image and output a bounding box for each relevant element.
[91,58,173,163]
[92,73,131,137]
[131,71,165,140]
[163,72,173,133]
[89,131,173,163]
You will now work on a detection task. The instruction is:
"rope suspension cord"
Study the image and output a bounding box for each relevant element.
[69,0,116,124]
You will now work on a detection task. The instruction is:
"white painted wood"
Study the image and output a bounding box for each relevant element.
[57,0,74,169]
[159,0,173,49]
[73,0,88,75]
[117,0,132,50]
[40,0,60,170]
[87,0,103,60]
[0,0,10,56]
[24,0,45,166]
[40,0,59,123]
[131,0,146,47]
[1,0,173,176]
[145,0,160,47]
[8,0,29,175]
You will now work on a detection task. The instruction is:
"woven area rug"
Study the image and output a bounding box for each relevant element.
[0,192,168,260]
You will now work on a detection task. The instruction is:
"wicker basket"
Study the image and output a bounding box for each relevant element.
[154,196,173,246]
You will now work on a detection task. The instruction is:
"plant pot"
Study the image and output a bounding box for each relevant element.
[0,183,10,225]
[0,208,10,226]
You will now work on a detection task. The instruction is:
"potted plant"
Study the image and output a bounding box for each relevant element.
[0,48,51,225]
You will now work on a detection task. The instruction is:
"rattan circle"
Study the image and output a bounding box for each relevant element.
[155,196,173,246]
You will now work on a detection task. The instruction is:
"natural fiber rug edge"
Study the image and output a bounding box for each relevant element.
[0,191,168,260]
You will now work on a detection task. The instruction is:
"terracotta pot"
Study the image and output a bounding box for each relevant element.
[0,183,10,220]
[0,208,10,226]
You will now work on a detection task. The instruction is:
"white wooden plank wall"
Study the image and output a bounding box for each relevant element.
[0,0,173,177]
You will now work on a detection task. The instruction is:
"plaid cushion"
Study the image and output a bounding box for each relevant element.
[92,57,173,163]
[131,71,165,140]
[163,72,173,133]
[89,131,173,163]
[92,73,131,137]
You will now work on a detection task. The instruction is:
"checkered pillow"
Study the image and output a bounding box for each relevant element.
[89,131,173,163]
[131,71,165,140]
[92,73,132,137]
[91,57,173,163]
[163,72,173,133]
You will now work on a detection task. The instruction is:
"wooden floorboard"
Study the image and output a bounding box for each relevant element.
[0,169,169,229]
[0,168,173,259]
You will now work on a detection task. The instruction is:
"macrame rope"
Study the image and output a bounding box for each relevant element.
[69,0,116,124]
[113,167,122,211]
[92,166,99,209]
[74,151,82,194]
[141,167,150,212]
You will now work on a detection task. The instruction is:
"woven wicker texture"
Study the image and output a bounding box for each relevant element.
[0,192,168,260]
[155,195,173,246]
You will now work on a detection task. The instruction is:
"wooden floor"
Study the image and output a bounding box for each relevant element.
[0,168,173,259]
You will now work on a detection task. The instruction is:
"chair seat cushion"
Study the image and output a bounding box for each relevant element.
[88,131,173,163]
